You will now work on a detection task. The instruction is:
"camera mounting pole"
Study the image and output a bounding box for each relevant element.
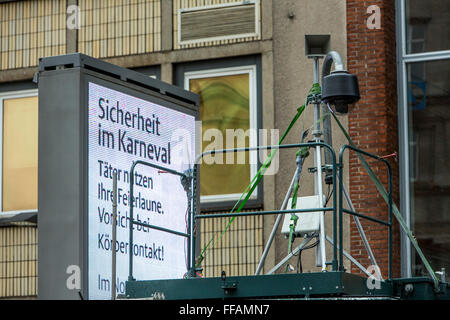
[320,51,381,277]
[311,56,328,271]
[321,51,344,181]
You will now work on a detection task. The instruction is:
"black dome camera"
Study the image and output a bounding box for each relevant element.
[321,70,360,115]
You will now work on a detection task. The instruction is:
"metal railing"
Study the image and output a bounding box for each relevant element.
[125,142,394,282]
[338,144,393,280]
[193,142,340,272]
[127,160,194,281]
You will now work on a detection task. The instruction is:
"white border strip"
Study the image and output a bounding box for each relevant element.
[403,50,450,63]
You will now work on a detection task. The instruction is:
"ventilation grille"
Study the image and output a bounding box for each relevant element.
[178,1,258,45]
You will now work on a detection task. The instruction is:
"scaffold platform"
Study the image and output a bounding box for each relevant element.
[125,272,450,300]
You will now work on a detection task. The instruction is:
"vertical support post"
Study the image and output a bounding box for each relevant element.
[255,168,299,275]
[339,175,382,278]
[331,152,338,271]
[387,161,393,281]
[312,57,327,271]
[128,162,135,281]
[190,165,197,275]
[338,153,344,271]
[187,168,195,276]
[111,172,118,299]
[181,165,195,277]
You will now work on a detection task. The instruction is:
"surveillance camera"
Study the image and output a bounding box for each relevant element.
[321,70,360,115]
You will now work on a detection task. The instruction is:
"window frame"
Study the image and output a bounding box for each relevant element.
[396,0,450,278]
[0,88,38,216]
[185,65,258,204]
[177,0,260,46]
[175,55,263,211]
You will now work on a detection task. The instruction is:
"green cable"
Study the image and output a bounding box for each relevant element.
[196,83,321,268]
[287,138,309,257]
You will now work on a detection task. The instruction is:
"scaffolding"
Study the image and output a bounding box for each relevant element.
[119,51,449,301]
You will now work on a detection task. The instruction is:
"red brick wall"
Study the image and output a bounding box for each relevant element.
[346,0,400,278]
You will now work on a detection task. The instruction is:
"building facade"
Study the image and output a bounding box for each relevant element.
[0,0,448,298]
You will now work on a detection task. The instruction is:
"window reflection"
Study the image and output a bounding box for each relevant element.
[406,0,450,54]
[189,73,252,198]
[407,59,450,281]
[2,96,38,212]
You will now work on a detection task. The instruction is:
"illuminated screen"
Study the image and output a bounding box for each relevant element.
[87,82,195,299]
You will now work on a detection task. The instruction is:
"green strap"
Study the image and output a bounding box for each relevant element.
[331,110,440,290]
[292,147,309,204]
[196,83,321,268]
[285,213,298,272]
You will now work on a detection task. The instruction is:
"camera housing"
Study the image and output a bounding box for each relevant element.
[321,70,360,114]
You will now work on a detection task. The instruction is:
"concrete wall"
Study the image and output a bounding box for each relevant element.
[269,0,350,273]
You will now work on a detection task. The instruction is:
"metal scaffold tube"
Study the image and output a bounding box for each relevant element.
[254,170,298,275]
[111,172,118,300]
[312,56,327,271]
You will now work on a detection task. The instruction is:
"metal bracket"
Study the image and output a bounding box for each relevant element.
[221,270,238,295]
[308,164,333,174]
[222,282,238,295]
[180,168,193,193]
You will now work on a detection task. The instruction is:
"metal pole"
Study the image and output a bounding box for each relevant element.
[188,168,195,275]
[111,172,118,300]
[197,207,334,219]
[266,236,314,275]
[325,235,373,278]
[128,163,135,281]
[338,175,382,279]
[254,167,299,275]
[126,160,190,282]
[338,150,345,271]
[312,56,327,271]
[388,161,393,281]
[321,51,344,271]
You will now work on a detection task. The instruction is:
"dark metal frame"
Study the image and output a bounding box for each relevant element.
[126,141,395,281]
[127,142,340,282]
[125,142,450,300]
[127,160,194,281]
[338,144,393,280]
[193,142,339,271]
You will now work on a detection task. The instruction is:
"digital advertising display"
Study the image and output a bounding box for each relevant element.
[87,82,196,300]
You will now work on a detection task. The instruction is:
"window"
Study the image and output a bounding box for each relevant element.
[397,0,450,280]
[175,56,262,209]
[406,59,450,280]
[0,90,38,214]
[405,0,450,54]
[186,66,257,203]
